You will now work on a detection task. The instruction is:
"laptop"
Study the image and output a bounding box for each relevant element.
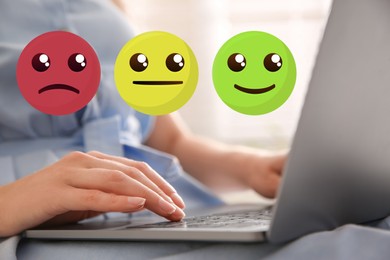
[24,0,390,243]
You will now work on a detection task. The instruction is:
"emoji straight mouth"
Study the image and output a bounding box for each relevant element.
[234,84,275,94]
[38,84,80,94]
[133,81,183,85]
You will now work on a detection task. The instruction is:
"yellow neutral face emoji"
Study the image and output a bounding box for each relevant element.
[114,31,198,115]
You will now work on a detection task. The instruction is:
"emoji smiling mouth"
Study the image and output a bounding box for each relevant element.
[133,81,183,85]
[39,84,80,94]
[234,84,275,94]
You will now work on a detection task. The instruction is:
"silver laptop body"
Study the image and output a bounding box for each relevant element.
[25,0,390,243]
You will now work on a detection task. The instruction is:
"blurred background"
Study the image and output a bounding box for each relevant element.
[123,0,332,151]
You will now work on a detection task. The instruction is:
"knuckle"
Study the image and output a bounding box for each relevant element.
[123,167,143,179]
[82,190,101,204]
[107,193,120,206]
[66,151,88,161]
[134,182,149,198]
[160,183,173,194]
[87,150,101,157]
[156,189,167,198]
[105,170,127,183]
[135,161,150,172]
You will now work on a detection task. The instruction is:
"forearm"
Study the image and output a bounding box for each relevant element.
[180,135,258,190]
[147,115,253,190]
[146,114,285,198]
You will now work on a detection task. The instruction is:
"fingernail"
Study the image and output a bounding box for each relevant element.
[171,193,185,209]
[172,206,186,220]
[128,197,146,208]
[159,198,176,214]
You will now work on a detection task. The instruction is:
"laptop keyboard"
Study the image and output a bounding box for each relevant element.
[132,207,273,229]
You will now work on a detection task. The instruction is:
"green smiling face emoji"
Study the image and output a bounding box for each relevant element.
[114,31,198,115]
[212,31,296,115]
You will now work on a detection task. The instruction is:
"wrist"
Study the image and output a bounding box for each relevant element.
[220,148,255,185]
[0,184,21,237]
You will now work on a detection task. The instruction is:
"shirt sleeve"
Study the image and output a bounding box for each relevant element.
[134,112,155,143]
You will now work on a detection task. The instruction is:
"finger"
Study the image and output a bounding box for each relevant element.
[68,169,185,221]
[87,151,185,209]
[63,188,146,213]
[268,173,281,198]
[83,153,178,208]
[255,172,280,198]
[270,155,287,175]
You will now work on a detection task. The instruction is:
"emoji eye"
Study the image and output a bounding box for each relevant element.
[68,53,87,72]
[264,53,282,72]
[166,53,184,72]
[130,53,148,72]
[32,53,50,72]
[227,53,246,72]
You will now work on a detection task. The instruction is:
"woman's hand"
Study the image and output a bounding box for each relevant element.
[0,151,185,237]
[237,153,286,198]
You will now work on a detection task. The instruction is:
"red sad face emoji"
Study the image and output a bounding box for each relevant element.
[16,31,101,115]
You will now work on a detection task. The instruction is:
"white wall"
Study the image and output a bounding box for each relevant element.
[125,0,332,149]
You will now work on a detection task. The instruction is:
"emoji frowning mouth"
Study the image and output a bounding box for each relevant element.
[234,84,275,94]
[38,84,80,94]
[133,81,183,85]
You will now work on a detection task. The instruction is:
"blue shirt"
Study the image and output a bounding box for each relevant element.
[2,2,389,260]
[0,3,222,257]
[0,0,222,214]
